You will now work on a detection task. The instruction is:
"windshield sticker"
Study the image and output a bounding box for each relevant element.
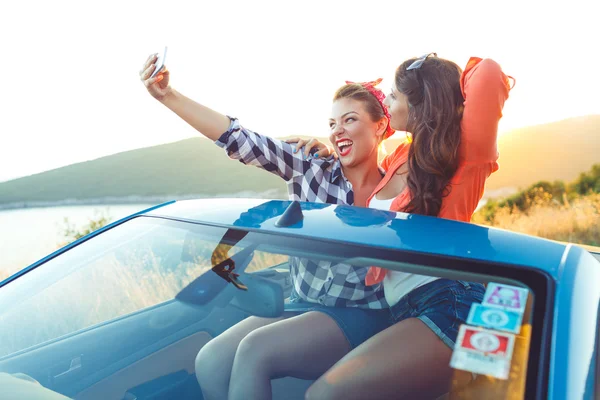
[482,283,529,313]
[466,303,524,334]
[450,325,516,380]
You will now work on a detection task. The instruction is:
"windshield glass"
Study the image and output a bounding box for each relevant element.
[0,215,541,399]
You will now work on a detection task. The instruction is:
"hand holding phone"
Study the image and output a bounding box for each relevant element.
[140,47,171,101]
[150,46,168,78]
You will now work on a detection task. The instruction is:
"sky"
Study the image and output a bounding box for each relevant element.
[1,0,598,183]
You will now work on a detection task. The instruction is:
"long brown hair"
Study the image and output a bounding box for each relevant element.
[395,56,464,216]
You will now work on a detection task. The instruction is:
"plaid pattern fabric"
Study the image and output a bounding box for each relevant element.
[215,117,387,309]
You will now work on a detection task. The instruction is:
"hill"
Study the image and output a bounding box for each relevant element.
[0,115,598,207]
[0,137,290,208]
[382,115,600,196]
[485,115,600,191]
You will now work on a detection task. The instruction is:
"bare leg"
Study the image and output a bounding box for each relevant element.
[305,318,458,400]
[228,311,352,400]
[195,315,285,400]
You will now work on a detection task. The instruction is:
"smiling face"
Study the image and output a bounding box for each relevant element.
[328,97,384,168]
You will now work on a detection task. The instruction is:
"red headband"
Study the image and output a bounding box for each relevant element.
[344,78,395,139]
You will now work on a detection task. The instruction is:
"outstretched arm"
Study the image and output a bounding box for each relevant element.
[139,53,236,141]
[140,53,307,180]
[161,89,231,141]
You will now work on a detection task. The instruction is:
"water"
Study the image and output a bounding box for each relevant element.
[0,204,153,278]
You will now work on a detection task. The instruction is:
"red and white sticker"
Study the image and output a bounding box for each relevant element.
[450,325,516,379]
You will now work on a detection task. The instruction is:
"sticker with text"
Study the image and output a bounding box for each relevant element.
[450,325,516,380]
[467,303,524,334]
[482,283,529,313]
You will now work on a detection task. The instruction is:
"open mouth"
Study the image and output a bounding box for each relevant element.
[336,139,354,157]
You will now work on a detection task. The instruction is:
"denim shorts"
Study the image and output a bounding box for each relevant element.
[389,279,485,349]
[284,290,392,349]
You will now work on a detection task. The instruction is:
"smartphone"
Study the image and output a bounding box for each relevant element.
[150,46,168,78]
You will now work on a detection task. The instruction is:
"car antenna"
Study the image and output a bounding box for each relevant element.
[275,201,304,227]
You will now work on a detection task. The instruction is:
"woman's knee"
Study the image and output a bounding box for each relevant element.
[234,327,274,371]
[194,344,208,380]
[195,337,233,390]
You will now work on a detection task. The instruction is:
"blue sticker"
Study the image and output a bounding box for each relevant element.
[466,303,524,334]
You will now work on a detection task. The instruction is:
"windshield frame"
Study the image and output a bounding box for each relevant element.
[1,213,555,399]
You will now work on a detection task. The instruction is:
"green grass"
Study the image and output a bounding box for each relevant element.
[473,163,600,247]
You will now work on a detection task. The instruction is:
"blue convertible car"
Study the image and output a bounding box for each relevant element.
[0,199,598,399]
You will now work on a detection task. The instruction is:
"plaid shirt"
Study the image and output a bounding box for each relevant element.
[215,117,387,309]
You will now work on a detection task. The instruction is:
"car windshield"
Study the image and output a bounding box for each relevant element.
[0,215,543,399]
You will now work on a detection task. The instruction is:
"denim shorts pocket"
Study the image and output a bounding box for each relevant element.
[410,289,458,342]
[412,289,456,319]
